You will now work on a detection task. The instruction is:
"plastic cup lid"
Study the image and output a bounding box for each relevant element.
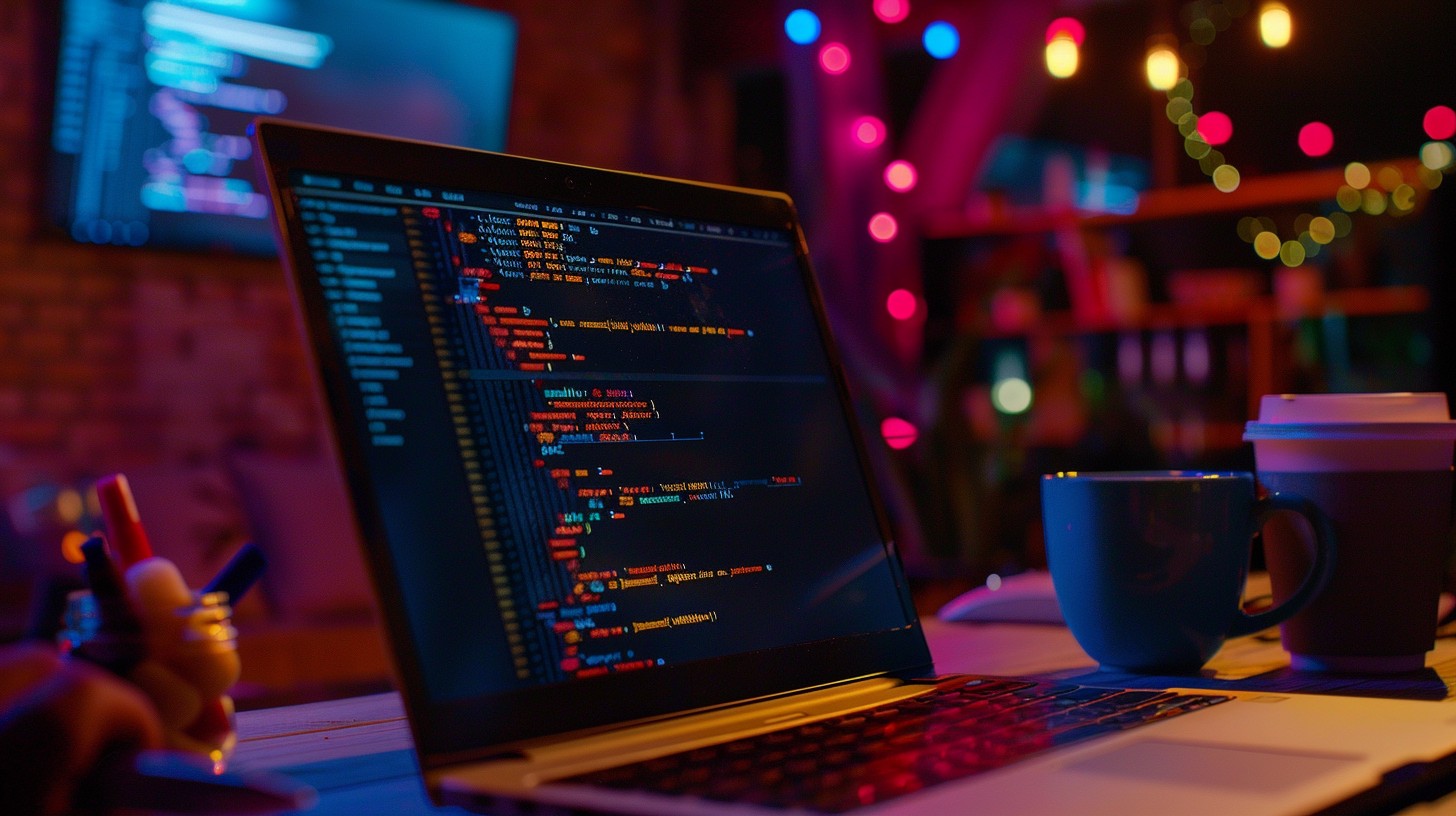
[1255,392,1450,424]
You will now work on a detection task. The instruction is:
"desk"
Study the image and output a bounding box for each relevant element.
[230,619,1456,814]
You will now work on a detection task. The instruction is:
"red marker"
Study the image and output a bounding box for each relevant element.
[96,473,154,568]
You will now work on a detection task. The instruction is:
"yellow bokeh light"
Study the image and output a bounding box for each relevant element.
[992,377,1034,415]
[1167,78,1194,101]
[1344,162,1370,189]
[1237,216,1260,242]
[1279,240,1306,267]
[1190,17,1216,45]
[1329,211,1353,237]
[1361,189,1387,215]
[1184,135,1212,159]
[1045,36,1079,78]
[56,488,83,524]
[1335,185,1361,212]
[1391,184,1416,211]
[1419,165,1445,189]
[1292,213,1313,233]
[1212,164,1240,192]
[1308,216,1335,244]
[1145,45,1181,90]
[1376,165,1404,191]
[1177,112,1200,138]
[1421,141,1454,170]
[1253,231,1281,259]
[1166,97,1192,123]
[1259,2,1292,48]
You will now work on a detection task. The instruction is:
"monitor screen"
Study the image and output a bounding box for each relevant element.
[46,0,515,254]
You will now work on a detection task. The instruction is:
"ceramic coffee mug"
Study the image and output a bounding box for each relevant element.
[1041,471,1335,673]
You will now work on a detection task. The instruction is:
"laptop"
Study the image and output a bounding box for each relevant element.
[251,118,1456,815]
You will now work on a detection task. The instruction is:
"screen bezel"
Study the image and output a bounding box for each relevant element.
[251,118,932,764]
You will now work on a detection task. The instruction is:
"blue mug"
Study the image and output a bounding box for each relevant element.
[1041,471,1335,673]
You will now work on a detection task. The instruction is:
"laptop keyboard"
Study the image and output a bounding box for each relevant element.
[565,676,1230,813]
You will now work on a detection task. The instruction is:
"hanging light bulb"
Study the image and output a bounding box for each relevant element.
[1259,2,1292,48]
[1144,44,1180,90]
[1045,34,1079,78]
[1044,18,1083,79]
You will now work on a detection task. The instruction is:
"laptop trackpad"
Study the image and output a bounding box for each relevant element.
[1067,739,1359,793]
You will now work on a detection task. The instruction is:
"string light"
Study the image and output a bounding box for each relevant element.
[923,21,959,59]
[868,212,898,242]
[883,160,917,191]
[1345,162,1371,189]
[818,42,851,74]
[1259,2,1292,48]
[886,288,918,320]
[1144,44,1180,91]
[1044,18,1083,79]
[873,0,910,24]
[1297,121,1333,157]
[852,115,886,147]
[880,417,918,449]
[1046,17,1086,45]
[1045,34,1078,78]
[1197,111,1233,145]
[1425,106,1456,140]
[783,9,821,45]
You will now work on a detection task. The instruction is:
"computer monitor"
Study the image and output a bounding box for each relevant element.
[44,0,516,255]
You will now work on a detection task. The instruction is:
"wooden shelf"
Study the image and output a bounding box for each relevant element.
[924,158,1424,239]
[982,285,1430,338]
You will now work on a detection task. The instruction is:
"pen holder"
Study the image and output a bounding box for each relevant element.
[62,587,241,769]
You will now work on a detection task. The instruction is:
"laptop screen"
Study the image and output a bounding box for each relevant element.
[255,121,929,753]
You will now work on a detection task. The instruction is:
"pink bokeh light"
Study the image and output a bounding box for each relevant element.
[880,416,919,450]
[1298,121,1334,157]
[885,288,918,320]
[818,42,851,74]
[884,160,917,192]
[868,212,898,242]
[1197,111,1233,146]
[874,0,910,24]
[852,115,886,147]
[1425,105,1456,141]
[1045,17,1085,45]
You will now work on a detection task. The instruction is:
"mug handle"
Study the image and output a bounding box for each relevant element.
[1225,491,1337,639]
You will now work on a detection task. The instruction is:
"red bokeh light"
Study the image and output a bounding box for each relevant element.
[1425,105,1456,141]
[1197,111,1233,146]
[1045,17,1085,45]
[1298,121,1334,157]
[880,416,919,450]
[885,288,918,320]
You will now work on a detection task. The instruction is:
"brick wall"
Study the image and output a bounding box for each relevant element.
[0,0,729,496]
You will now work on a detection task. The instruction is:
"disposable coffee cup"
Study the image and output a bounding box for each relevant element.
[1244,393,1456,673]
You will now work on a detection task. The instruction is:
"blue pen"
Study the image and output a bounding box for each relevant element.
[202,542,267,603]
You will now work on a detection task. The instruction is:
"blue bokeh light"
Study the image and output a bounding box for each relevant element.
[923,21,960,59]
[784,9,821,45]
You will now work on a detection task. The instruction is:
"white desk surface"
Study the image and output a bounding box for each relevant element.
[231,618,1456,814]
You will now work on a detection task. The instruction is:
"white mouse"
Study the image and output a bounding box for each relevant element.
[936,570,1063,624]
